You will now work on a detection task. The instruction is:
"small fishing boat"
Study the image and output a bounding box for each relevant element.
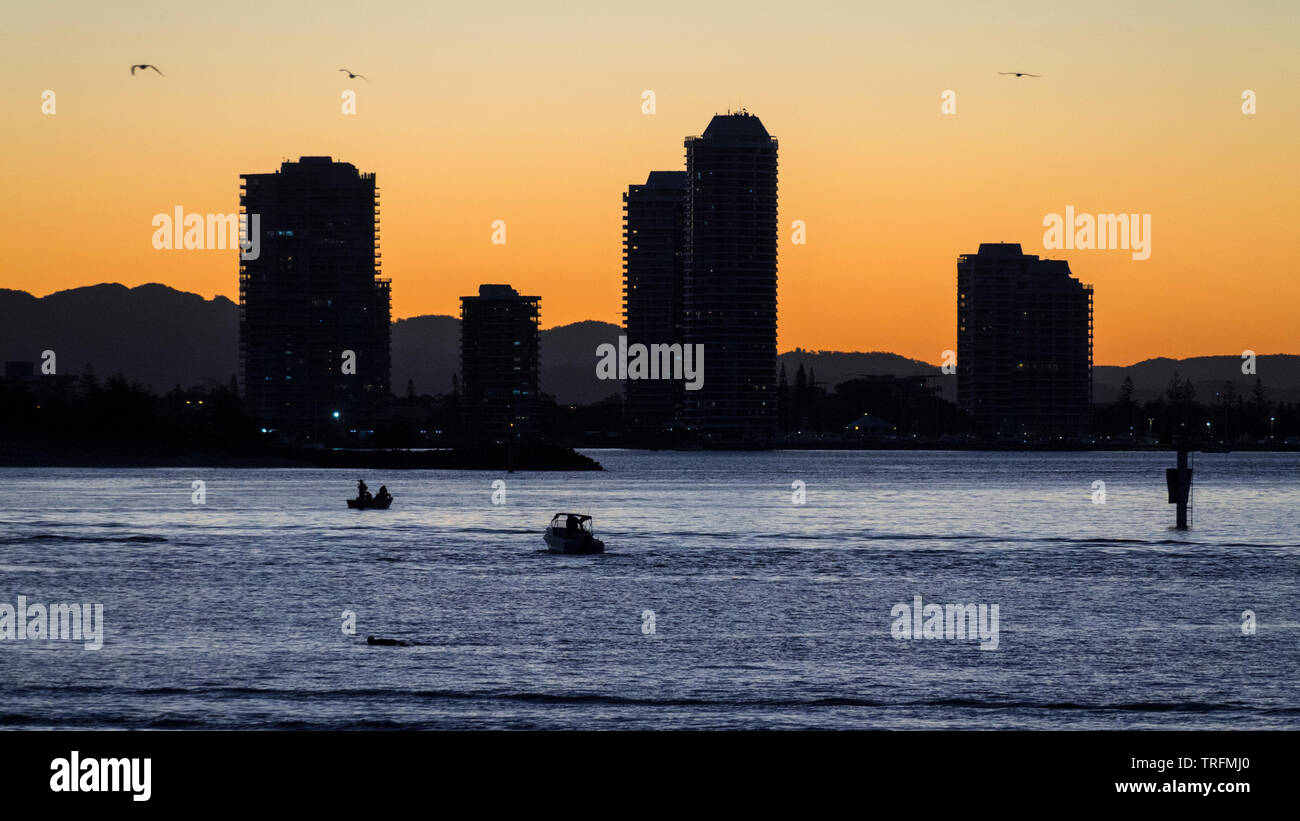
[347,494,393,510]
[543,513,604,554]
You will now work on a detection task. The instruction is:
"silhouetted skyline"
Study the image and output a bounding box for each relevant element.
[9,2,1296,363]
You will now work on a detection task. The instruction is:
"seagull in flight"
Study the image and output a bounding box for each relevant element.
[338,68,370,82]
[998,71,1041,78]
[130,64,164,76]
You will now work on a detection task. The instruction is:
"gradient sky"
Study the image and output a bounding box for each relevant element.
[3,0,1297,365]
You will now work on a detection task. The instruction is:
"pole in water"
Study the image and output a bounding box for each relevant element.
[1165,435,1193,529]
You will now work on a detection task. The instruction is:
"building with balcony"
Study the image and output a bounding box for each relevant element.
[956,243,1093,438]
[680,111,780,445]
[459,284,541,443]
[622,170,688,440]
[239,156,390,438]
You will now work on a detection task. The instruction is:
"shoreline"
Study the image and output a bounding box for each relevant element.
[0,443,1295,469]
[0,443,605,471]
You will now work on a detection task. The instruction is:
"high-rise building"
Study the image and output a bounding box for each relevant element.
[239,156,390,437]
[459,284,541,443]
[622,170,687,439]
[681,111,780,445]
[956,243,1093,438]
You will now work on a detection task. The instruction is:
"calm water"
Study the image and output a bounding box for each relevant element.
[1,450,1297,730]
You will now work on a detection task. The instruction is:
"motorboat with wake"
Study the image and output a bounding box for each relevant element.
[543,513,604,554]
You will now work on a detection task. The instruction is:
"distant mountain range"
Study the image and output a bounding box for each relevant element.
[3,283,1298,405]
[0,284,240,392]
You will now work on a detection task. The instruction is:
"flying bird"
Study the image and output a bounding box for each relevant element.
[338,68,369,82]
[998,71,1041,78]
[130,64,164,76]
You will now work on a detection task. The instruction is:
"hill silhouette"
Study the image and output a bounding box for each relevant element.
[780,348,950,398]
[3,283,1297,405]
[1094,357,1300,404]
[0,284,238,390]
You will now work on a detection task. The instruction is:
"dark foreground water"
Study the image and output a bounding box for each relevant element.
[1,450,1297,729]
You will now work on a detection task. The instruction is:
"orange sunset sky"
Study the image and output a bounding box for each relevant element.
[3,0,1297,366]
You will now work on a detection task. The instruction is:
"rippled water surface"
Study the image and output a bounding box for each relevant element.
[1,450,1297,729]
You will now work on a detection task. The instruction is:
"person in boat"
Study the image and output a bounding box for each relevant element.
[356,479,372,503]
[376,485,391,503]
[565,514,581,538]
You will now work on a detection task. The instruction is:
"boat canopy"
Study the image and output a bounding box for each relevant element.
[549,513,595,533]
[550,513,592,523]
